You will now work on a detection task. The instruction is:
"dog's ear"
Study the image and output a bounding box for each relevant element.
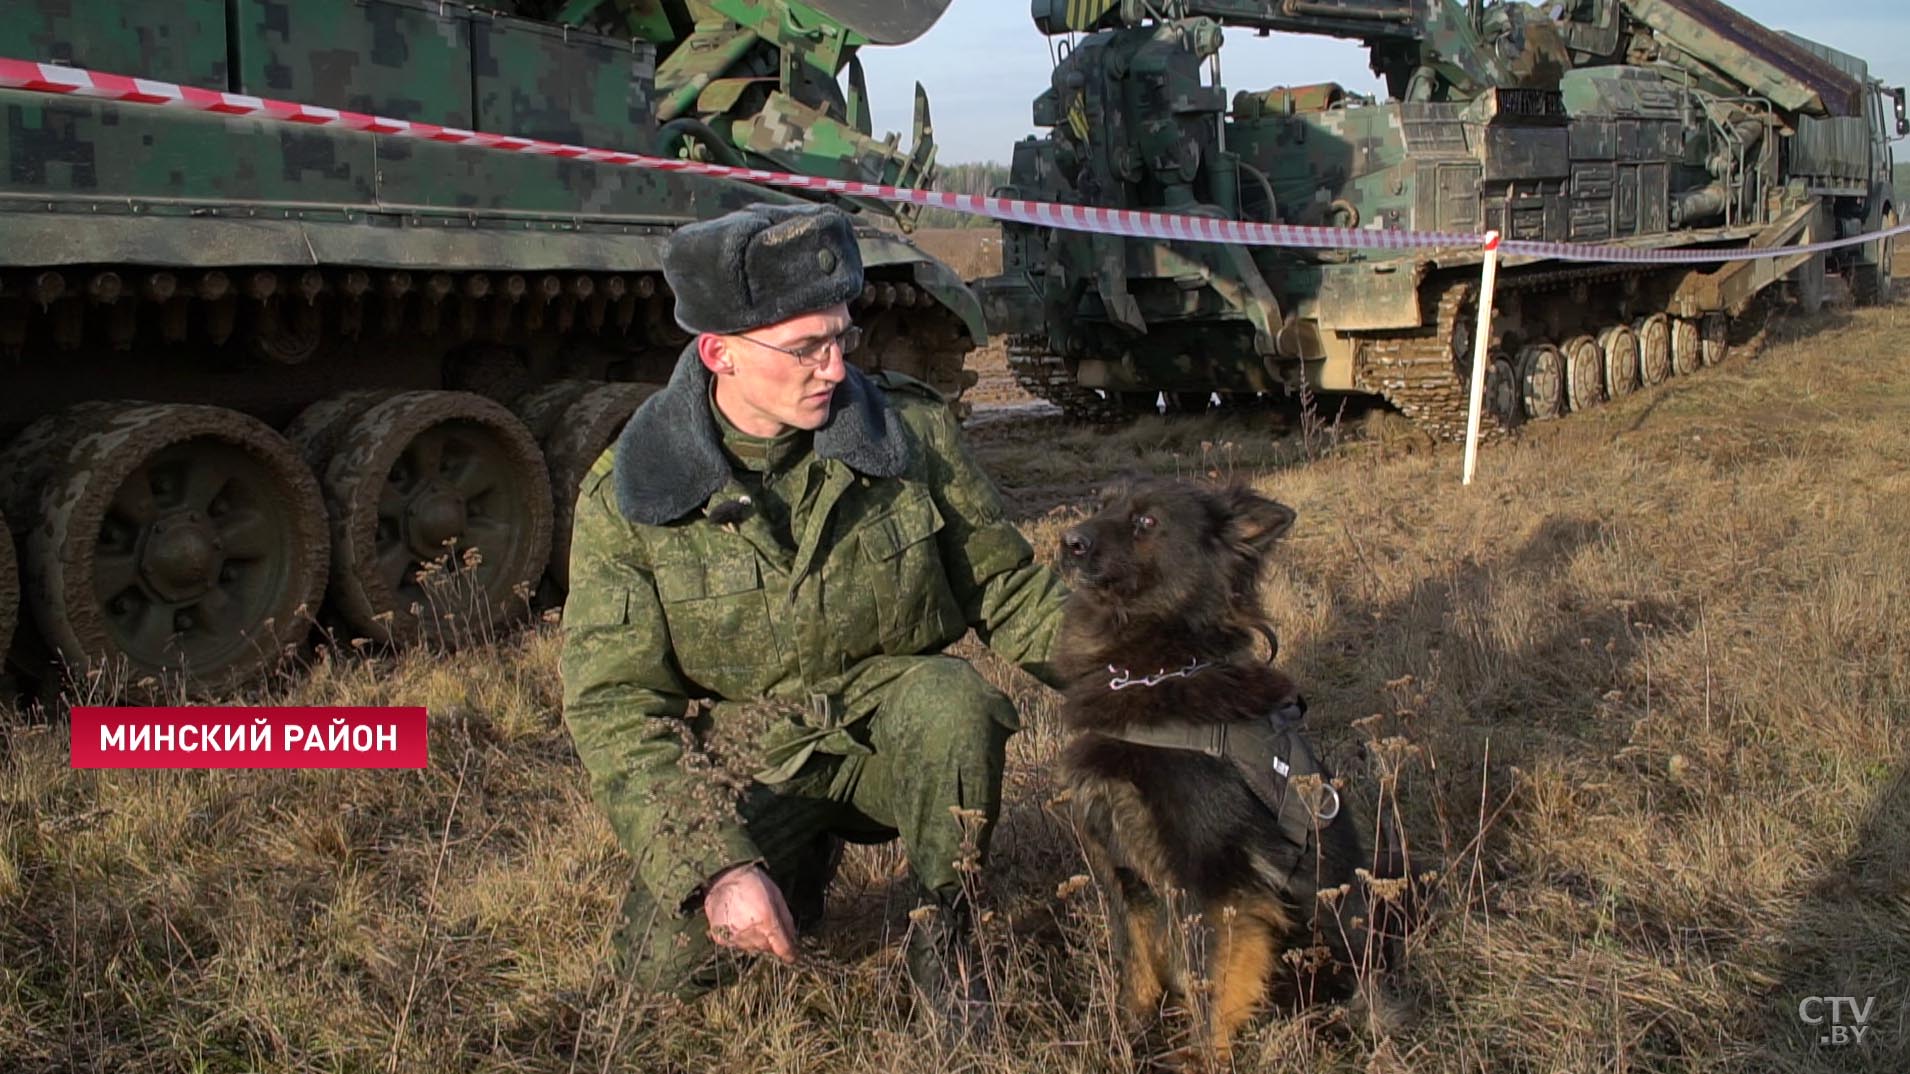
[1221,486,1296,553]
[1095,470,1146,508]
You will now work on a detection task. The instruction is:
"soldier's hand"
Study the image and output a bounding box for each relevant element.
[703,864,799,964]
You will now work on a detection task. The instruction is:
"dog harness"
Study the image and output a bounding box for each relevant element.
[1093,696,1342,886]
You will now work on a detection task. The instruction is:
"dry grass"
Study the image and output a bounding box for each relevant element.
[4,302,1909,1072]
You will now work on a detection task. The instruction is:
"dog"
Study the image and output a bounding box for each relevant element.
[1052,478,1400,1062]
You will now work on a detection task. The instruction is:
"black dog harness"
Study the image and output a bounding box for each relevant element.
[1093,692,1341,887]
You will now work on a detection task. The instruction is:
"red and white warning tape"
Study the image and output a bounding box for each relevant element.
[3,59,1906,263]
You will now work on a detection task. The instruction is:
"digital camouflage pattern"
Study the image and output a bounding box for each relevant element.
[609,653,1016,996]
[560,368,1067,920]
[576,1,947,227]
[0,0,983,340]
[0,0,983,694]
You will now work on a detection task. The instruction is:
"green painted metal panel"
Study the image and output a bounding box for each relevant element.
[472,12,656,151]
[0,0,228,86]
[231,0,475,126]
[374,138,708,219]
[0,92,376,205]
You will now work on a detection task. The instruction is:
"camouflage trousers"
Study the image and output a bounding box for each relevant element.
[615,655,1017,998]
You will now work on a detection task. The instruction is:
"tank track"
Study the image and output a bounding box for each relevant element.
[1000,260,1781,442]
[1356,278,1497,443]
[854,285,979,413]
[0,267,973,408]
[1004,333,1126,423]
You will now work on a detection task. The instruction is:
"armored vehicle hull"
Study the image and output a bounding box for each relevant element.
[0,0,981,693]
[982,0,1902,430]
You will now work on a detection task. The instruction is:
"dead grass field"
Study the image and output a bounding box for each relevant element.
[3,294,1908,1073]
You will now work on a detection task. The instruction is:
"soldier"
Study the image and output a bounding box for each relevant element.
[559,203,1068,1038]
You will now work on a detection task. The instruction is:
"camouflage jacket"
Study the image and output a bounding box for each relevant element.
[560,346,1068,912]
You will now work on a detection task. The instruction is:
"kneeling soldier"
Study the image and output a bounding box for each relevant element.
[559,203,1068,1039]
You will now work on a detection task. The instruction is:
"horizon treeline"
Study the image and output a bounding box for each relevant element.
[917,161,1012,228]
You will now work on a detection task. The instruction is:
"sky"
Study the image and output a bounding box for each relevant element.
[858,0,1910,165]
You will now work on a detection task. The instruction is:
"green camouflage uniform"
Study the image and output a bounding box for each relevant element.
[560,362,1067,996]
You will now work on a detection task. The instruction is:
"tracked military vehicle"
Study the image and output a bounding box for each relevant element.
[0,0,977,692]
[981,0,1905,427]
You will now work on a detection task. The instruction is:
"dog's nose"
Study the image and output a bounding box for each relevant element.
[1062,527,1094,559]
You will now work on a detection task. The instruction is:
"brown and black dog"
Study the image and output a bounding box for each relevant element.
[1053,478,1400,1062]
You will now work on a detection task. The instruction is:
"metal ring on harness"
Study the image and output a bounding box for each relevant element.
[1297,779,1341,823]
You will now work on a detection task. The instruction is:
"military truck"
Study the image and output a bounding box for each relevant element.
[980,0,1906,427]
[0,0,979,692]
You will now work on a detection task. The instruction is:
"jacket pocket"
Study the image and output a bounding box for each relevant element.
[655,551,776,694]
[859,487,964,653]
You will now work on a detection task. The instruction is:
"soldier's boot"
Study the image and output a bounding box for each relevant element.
[902,878,995,1048]
[782,834,844,934]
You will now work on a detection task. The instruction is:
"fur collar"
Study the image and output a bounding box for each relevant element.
[612,343,911,525]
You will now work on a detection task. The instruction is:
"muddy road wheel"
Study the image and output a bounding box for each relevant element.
[540,383,654,592]
[0,401,125,531]
[511,379,595,445]
[1600,323,1640,400]
[286,390,394,476]
[1485,353,1522,427]
[322,391,550,646]
[25,405,328,692]
[1671,317,1703,377]
[1701,314,1730,366]
[1517,343,1564,420]
[1636,314,1672,387]
[1563,335,1605,413]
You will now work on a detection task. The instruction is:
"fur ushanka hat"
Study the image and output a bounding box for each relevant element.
[662,203,865,335]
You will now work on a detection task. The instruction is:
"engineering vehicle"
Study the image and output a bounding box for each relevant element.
[0,0,977,692]
[980,0,1905,425]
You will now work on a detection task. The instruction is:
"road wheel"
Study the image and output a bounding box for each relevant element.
[1600,323,1640,400]
[541,382,655,591]
[0,401,125,532]
[1701,313,1730,366]
[1636,314,1672,387]
[1670,317,1703,377]
[1563,335,1605,413]
[1517,342,1564,421]
[285,390,396,476]
[26,404,328,692]
[321,391,550,646]
[1485,352,1522,428]
[511,379,596,445]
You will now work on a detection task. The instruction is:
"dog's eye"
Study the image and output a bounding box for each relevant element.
[1134,514,1157,532]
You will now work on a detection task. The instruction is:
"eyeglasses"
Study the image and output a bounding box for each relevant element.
[734,324,862,368]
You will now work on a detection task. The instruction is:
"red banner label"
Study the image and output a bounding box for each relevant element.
[70,707,429,769]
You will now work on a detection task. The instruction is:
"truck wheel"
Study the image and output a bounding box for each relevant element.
[1853,209,1896,306]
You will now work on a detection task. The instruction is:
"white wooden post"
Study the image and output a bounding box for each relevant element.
[1462,231,1502,486]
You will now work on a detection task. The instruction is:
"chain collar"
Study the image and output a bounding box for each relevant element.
[1106,657,1212,691]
